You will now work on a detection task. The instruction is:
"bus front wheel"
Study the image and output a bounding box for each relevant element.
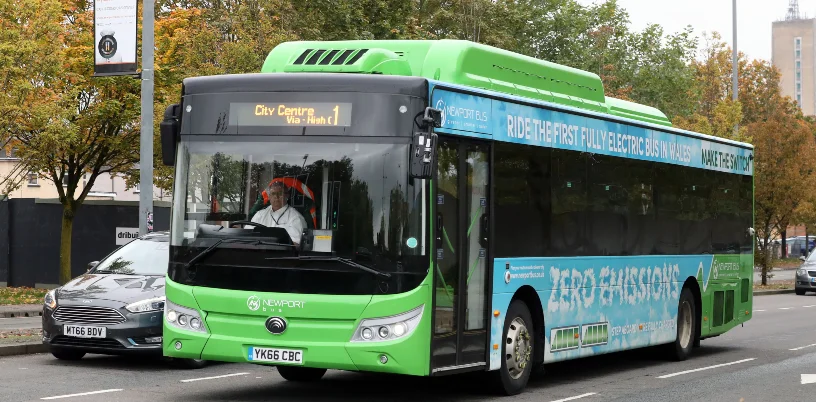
[491,299,534,396]
[276,366,326,382]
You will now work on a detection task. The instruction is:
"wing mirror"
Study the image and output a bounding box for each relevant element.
[409,107,442,179]
[87,261,99,272]
[160,103,181,166]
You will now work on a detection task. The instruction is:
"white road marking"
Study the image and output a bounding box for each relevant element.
[657,358,756,379]
[802,374,816,385]
[180,372,250,383]
[753,309,766,312]
[41,389,122,400]
[790,343,816,351]
[803,305,815,308]
[779,307,792,310]
[549,393,597,402]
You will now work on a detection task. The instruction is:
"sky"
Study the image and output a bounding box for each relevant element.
[576,0,816,62]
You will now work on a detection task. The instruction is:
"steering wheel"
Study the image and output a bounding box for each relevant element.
[229,220,268,228]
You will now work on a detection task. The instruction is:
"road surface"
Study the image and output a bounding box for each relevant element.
[0,294,814,402]
[0,317,40,332]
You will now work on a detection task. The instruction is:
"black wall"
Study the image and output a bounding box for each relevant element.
[1,199,171,287]
[0,200,9,286]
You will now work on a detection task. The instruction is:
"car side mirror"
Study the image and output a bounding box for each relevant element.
[87,261,99,272]
[800,256,806,262]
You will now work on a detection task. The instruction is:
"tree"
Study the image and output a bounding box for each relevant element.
[0,0,65,192]
[672,32,791,143]
[1,2,141,284]
[671,32,749,143]
[752,111,816,285]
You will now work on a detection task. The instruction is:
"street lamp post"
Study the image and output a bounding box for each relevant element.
[139,0,154,235]
[733,0,739,136]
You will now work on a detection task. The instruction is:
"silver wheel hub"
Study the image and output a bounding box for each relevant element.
[505,317,532,379]
[678,300,692,349]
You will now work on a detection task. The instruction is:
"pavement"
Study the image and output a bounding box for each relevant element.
[0,293,813,401]
[755,268,796,282]
[0,304,42,318]
[0,317,40,332]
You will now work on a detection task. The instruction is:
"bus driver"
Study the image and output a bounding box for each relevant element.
[249,181,307,246]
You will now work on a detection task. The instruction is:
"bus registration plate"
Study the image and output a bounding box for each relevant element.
[248,347,303,364]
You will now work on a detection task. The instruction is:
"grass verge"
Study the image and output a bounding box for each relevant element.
[0,329,42,345]
[0,287,48,306]
[754,280,794,290]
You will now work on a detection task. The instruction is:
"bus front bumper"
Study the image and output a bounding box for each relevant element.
[163,324,428,376]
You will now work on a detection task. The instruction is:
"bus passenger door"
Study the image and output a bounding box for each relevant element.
[431,136,490,373]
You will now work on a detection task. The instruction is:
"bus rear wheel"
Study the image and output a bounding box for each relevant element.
[667,287,696,361]
[490,300,534,396]
[276,366,326,382]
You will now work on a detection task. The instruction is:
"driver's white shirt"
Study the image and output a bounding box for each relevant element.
[250,204,307,244]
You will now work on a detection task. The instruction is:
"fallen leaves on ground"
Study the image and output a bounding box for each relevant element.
[0,330,42,345]
[0,328,42,339]
[0,287,48,306]
[753,280,794,290]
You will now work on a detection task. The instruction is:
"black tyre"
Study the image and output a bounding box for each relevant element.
[50,348,85,360]
[795,288,806,296]
[489,300,534,396]
[276,366,327,382]
[173,358,208,369]
[667,287,696,361]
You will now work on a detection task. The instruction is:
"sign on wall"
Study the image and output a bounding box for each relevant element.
[93,0,138,76]
[115,227,139,245]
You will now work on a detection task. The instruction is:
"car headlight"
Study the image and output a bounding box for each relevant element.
[125,296,166,313]
[350,305,424,342]
[164,299,207,333]
[797,269,807,276]
[44,289,56,310]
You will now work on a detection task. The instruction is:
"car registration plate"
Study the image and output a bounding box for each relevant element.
[247,347,303,364]
[64,325,106,338]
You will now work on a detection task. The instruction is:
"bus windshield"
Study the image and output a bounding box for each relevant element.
[168,138,428,295]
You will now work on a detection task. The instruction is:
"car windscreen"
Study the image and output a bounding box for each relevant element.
[92,239,169,276]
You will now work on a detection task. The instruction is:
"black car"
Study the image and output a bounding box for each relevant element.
[41,231,205,368]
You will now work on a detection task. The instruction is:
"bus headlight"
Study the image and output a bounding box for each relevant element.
[351,305,424,342]
[164,299,208,334]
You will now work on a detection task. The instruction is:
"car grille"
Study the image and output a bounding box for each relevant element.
[52,306,126,325]
[50,335,124,349]
[808,271,816,277]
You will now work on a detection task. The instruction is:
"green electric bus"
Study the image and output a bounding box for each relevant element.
[159,39,754,395]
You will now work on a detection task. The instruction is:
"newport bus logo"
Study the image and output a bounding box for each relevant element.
[247,296,261,311]
[433,90,490,132]
[246,296,306,312]
[435,99,447,126]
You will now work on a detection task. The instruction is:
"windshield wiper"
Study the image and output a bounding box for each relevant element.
[185,238,295,269]
[264,255,391,279]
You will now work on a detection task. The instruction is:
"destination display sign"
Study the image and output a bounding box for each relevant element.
[228,102,352,127]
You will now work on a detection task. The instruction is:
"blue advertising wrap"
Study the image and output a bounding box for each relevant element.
[488,255,716,370]
[430,87,753,176]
